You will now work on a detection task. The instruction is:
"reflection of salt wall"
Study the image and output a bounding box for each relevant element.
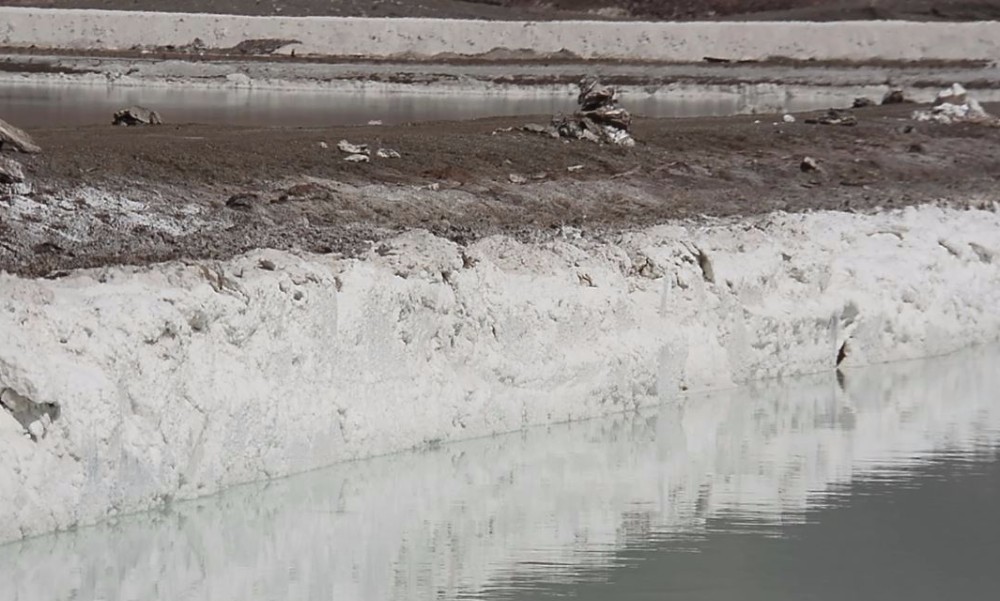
[2,8,1000,61]
[2,205,1000,546]
[2,347,998,601]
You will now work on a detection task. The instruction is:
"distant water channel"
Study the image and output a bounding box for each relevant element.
[3,346,1000,600]
[0,80,913,128]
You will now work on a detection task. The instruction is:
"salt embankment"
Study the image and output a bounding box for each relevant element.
[2,8,1000,62]
[2,203,1000,543]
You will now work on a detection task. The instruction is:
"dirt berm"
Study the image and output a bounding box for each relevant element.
[2,102,999,277]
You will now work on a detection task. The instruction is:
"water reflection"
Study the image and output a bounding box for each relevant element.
[0,81,920,128]
[0,82,575,127]
[2,346,999,600]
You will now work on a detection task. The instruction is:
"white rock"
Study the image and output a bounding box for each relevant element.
[344,153,370,163]
[337,140,369,155]
[936,82,967,104]
[967,98,989,120]
[605,127,635,147]
[27,420,45,440]
[913,83,994,124]
[783,114,796,123]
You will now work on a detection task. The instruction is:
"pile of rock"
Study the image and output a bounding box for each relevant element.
[113,107,163,126]
[524,77,635,147]
[0,117,41,195]
[912,83,997,125]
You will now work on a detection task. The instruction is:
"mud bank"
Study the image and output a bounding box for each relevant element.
[6,66,1000,106]
[2,204,999,543]
[2,8,1000,61]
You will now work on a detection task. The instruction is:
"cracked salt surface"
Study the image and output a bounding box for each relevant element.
[3,186,223,243]
[1,203,1000,544]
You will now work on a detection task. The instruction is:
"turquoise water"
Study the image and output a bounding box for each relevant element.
[2,347,999,600]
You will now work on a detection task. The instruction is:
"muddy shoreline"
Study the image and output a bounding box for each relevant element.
[4,55,1000,89]
[3,49,998,100]
[3,46,996,69]
[3,101,999,278]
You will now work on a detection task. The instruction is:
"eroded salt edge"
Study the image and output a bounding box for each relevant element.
[1,203,999,543]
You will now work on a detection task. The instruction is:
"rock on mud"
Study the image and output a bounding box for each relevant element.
[882,89,908,105]
[912,83,997,125]
[231,38,300,55]
[805,109,858,126]
[337,140,370,155]
[521,76,635,147]
[0,156,25,184]
[113,106,163,126]
[225,192,260,210]
[0,117,42,154]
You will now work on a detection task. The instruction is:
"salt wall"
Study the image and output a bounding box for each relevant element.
[2,204,999,543]
[1,8,999,61]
